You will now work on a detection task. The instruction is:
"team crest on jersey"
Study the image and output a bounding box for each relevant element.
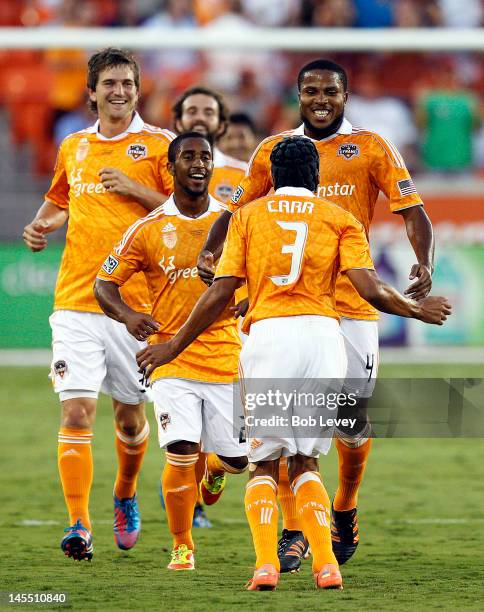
[76,138,90,162]
[215,182,233,203]
[231,185,244,204]
[161,222,177,249]
[159,413,171,431]
[127,143,147,161]
[102,255,119,274]
[53,360,68,379]
[337,143,360,160]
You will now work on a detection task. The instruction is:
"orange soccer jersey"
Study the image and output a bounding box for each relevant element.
[96,195,240,383]
[228,119,423,320]
[216,187,374,334]
[209,148,247,204]
[45,113,175,314]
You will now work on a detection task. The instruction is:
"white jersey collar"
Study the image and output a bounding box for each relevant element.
[86,111,144,140]
[292,117,353,140]
[274,187,316,198]
[162,193,224,218]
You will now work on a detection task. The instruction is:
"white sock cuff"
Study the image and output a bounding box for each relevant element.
[58,430,93,444]
[165,452,199,467]
[291,471,321,496]
[116,420,150,446]
[246,475,277,494]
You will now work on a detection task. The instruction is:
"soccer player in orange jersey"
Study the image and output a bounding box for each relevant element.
[198,58,435,571]
[94,133,247,570]
[136,136,450,590]
[22,48,175,561]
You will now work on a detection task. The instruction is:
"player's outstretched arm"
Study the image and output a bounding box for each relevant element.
[197,210,233,285]
[99,167,168,211]
[94,278,160,341]
[346,268,451,325]
[136,276,241,378]
[22,201,68,252]
[398,205,434,300]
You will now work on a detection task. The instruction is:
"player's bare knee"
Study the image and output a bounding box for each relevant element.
[217,454,248,473]
[113,401,146,436]
[61,398,96,429]
[249,458,279,481]
[167,440,199,455]
[287,454,318,482]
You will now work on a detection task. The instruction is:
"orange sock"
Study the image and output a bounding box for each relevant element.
[292,471,336,572]
[58,427,93,530]
[163,452,199,550]
[114,421,149,499]
[194,452,206,505]
[333,437,372,511]
[278,459,302,531]
[245,476,280,571]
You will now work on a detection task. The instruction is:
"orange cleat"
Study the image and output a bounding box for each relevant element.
[314,563,343,589]
[246,564,279,591]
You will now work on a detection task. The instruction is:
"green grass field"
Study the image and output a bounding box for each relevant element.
[1,365,484,611]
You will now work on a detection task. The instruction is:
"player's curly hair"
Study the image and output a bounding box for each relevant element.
[297,59,348,92]
[87,48,140,114]
[270,136,319,192]
[167,132,213,163]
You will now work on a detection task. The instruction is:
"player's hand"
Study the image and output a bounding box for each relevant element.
[123,312,160,341]
[136,342,177,379]
[197,250,215,286]
[99,167,135,196]
[404,264,432,300]
[22,219,50,252]
[416,296,452,325]
[230,297,249,318]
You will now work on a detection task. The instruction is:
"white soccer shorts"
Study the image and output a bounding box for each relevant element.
[340,318,379,398]
[239,315,347,463]
[49,310,148,404]
[152,378,245,457]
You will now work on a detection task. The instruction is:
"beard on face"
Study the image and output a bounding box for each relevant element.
[181,182,209,198]
[300,108,345,140]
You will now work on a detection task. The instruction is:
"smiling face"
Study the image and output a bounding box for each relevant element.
[170,137,213,198]
[176,93,224,139]
[88,64,139,125]
[299,69,348,138]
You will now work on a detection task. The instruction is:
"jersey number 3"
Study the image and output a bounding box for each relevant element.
[269,221,308,287]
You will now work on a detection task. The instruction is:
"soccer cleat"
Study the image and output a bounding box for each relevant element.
[331,504,359,565]
[200,472,226,506]
[60,519,93,561]
[167,544,195,570]
[277,529,309,573]
[246,564,279,591]
[314,563,343,589]
[192,503,212,528]
[113,493,141,550]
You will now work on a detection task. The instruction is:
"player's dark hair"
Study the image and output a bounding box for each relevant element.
[87,48,140,113]
[172,86,229,132]
[297,59,348,92]
[228,112,257,134]
[270,136,319,192]
[168,132,213,163]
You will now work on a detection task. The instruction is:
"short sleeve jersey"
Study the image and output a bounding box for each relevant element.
[209,148,247,204]
[228,119,423,320]
[45,113,175,314]
[216,187,374,334]
[96,195,240,383]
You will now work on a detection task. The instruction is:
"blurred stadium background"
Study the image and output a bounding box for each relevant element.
[0,0,483,364]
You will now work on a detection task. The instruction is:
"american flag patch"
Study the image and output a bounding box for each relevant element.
[397,178,417,197]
